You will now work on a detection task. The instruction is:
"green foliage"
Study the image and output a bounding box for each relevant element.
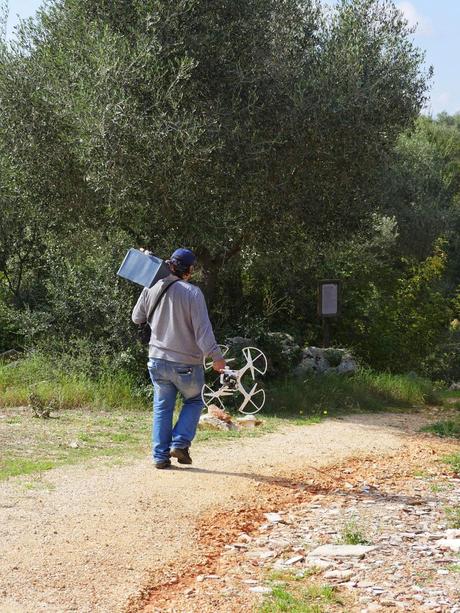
[0,297,20,351]
[340,518,370,545]
[267,369,439,418]
[380,116,460,263]
[421,420,460,439]
[255,332,303,377]
[0,0,457,379]
[323,348,344,368]
[445,506,460,529]
[422,290,460,382]
[338,243,453,372]
[0,352,150,411]
[443,453,460,475]
[259,584,339,613]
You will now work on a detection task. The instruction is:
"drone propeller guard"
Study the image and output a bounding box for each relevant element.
[202,345,268,415]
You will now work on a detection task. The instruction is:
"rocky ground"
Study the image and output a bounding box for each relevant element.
[1,412,458,613]
[143,437,460,613]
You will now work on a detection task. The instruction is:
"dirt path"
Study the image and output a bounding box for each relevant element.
[0,413,444,612]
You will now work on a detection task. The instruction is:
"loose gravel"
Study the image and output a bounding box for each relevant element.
[0,412,452,612]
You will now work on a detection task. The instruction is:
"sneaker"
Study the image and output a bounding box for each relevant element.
[170,447,192,465]
[154,459,171,469]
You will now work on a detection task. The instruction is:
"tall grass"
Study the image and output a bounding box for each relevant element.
[0,353,149,411]
[0,354,440,414]
[267,369,440,417]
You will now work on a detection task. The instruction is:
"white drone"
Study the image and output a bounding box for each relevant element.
[202,345,268,415]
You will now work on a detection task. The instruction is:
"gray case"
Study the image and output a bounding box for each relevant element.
[117,249,170,287]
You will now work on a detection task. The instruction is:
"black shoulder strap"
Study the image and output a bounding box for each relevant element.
[146,278,180,324]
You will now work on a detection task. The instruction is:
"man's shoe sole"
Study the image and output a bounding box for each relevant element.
[170,448,192,465]
[154,460,171,469]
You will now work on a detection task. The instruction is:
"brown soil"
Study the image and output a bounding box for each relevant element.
[0,411,455,612]
[147,435,459,613]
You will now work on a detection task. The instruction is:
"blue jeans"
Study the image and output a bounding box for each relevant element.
[147,358,205,463]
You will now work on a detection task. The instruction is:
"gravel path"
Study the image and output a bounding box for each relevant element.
[163,436,459,613]
[0,413,435,612]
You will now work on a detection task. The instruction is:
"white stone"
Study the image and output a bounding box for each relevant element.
[305,559,332,570]
[264,512,283,523]
[284,555,304,565]
[308,544,376,559]
[198,414,236,431]
[259,551,276,560]
[324,570,354,580]
[337,357,358,375]
[249,586,272,594]
[342,581,358,589]
[445,529,460,539]
[437,539,460,552]
[358,581,374,588]
[245,549,274,560]
[236,416,261,429]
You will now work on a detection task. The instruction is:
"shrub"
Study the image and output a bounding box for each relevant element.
[255,332,303,377]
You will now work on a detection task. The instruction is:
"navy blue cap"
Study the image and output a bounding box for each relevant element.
[170,248,196,268]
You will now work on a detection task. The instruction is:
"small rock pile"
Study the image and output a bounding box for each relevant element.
[223,333,358,377]
[198,405,263,432]
[293,346,358,377]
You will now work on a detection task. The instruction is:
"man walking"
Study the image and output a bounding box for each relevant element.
[132,248,225,468]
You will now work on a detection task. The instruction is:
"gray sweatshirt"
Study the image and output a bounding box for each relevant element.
[131,274,223,365]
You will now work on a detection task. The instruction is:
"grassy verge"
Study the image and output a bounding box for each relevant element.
[1,354,441,414]
[441,389,460,410]
[0,353,148,411]
[421,419,460,439]
[0,354,442,481]
[267,369,440,418]
[0,404,294,481]
[442,453,460,474]
[260,585,341,613]
[0,407,152,481]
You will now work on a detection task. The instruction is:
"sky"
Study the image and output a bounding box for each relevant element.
[5,0,460,116]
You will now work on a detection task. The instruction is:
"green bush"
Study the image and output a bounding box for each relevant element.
[340,244,453,373]
[255,332,303,377]
[0,299,21,353]
[267,369,440,417]
[421,292,460,382]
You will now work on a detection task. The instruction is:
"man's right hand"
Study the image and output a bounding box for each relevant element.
[212,359,226,373]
